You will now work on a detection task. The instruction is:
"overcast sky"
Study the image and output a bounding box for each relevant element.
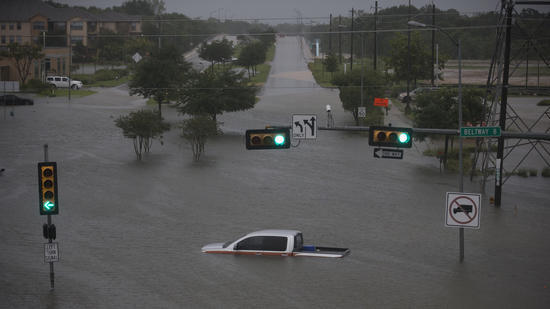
[56,0,544,20]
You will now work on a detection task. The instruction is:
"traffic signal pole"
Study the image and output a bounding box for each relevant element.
[44,144,55,290]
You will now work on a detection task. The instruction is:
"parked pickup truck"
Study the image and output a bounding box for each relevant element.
[201,229,350,258]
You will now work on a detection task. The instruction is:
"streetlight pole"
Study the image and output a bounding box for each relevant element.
[409,20,464,261]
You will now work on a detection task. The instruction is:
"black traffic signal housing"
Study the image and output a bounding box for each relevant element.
[43,223,56,240]
[38,162,59,215]
[369,126,413,148]
[246,128,290,150]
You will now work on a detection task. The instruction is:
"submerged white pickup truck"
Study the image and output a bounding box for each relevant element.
[201,229,350,258]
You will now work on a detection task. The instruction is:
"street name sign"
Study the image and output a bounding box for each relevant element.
[445,192,481,229]
[460,126,501,138]
[373,148,403,159]
[292,114,317,139]
[44,242,59,263]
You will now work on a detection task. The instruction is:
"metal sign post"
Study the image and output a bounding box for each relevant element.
[43,144,55,290]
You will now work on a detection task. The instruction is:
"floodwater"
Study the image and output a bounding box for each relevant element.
[1,37,549,308]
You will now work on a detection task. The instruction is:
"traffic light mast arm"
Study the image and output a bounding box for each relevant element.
[318,125,550,141]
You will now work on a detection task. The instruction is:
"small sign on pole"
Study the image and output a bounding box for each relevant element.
[445,192,481,229]
[374,148,403,159]
[44,242,59,263]
[292,114,317,140]
[374,97,389,107]
[358,106,366,118]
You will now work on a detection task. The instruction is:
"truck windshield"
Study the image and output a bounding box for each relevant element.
[223,234,246,248]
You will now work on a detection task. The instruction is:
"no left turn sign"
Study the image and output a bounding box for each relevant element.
[445,192,481,229]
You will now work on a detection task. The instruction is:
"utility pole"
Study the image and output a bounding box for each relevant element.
[495,1,514,207]
[431,3,436,86]
[350,8,354,72]
[338,15,342,64]
[329,14,332,54]
[406,0,411,113]
[374,1,378,70]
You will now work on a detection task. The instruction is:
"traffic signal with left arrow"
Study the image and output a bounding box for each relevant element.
[38,162,59,215]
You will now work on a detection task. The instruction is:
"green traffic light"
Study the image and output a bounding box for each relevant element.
[43,201,55,211]
[398,132,410,143]
[274,134,285,146]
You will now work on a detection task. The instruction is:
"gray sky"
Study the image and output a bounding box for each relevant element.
[56,0,540,20]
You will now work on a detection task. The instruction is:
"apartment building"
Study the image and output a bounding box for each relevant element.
[0,0,141,83]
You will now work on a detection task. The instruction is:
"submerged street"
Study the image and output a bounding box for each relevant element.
[1,36,549,308]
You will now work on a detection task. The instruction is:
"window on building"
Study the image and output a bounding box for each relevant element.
[62,57,66,74]
[34,61,40,79]
[33,21,45,30]
[70,36,83,45]
[71,21,83,31]
[87,22,97,32]
[16,36,21,44]
[17,22,21,30]
[9,24,14,30]
[1,36,5,44]
[130,22,137,31]
[57,59,61,74]
[1,24,5,30]
[9,36,14,43]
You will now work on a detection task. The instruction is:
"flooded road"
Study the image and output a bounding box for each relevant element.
[1,37,549,308]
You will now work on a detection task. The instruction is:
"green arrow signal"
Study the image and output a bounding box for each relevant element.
[43,201,54,211]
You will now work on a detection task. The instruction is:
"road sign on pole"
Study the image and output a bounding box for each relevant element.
[460,126,501,138]
[292,114,317,139]
[445,192,481,229]
[374,97,389,107]
[358,107,366,118]
[373,148,403,159]
[44,242,59,263]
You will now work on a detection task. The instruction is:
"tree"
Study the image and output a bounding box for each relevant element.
[414,87,484,131]
[413,87,484,166]
[332,69,386,125]
[199,38,234,72]
[323,52,339,77]
[178,70,257,122]
[237,41,266,77]
[115,109,170,160]
[1,43,44,85]
[180,115,221,161]
[129,45,191,118]
[115,0,165,16]
[384,32,433,87]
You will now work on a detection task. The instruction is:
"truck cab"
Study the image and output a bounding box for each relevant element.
[202,230,349,258]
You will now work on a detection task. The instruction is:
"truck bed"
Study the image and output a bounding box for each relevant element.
[294,246,350,258]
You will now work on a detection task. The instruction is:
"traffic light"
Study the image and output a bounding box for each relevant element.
[38,162,58,215]
[246,128,290,150]
[42,223,56,240]
[368,126,413,148]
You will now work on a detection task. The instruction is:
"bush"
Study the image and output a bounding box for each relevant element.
[22,79,49,93]
[542,167,550,177]
[517,168,528,177]
[528,169,538,177]
[536,99,550,106]
[71,74,94,85]
[94,69,119,81]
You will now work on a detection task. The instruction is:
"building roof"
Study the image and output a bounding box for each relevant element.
[0,0,140,22]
